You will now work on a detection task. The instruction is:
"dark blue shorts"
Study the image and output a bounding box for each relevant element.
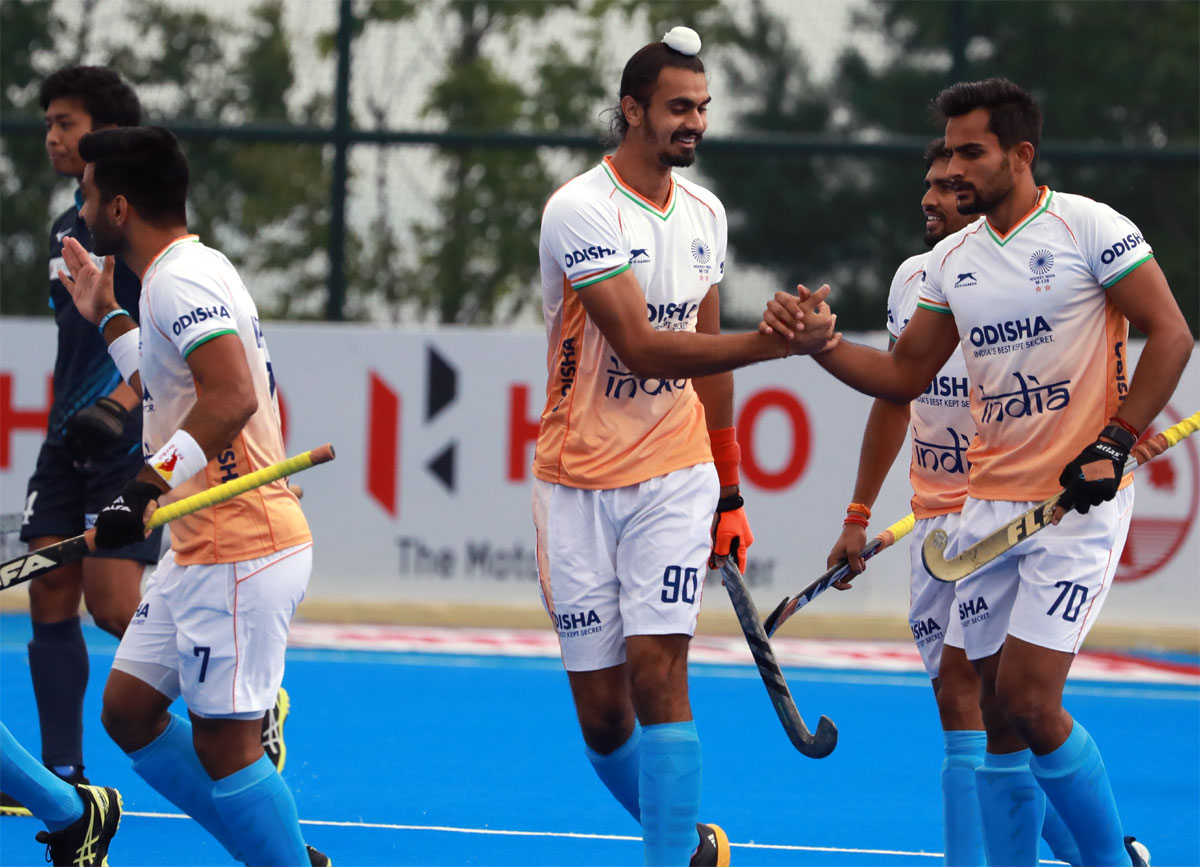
[19,437,164,564]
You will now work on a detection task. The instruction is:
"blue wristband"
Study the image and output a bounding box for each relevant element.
[98,308,132,334]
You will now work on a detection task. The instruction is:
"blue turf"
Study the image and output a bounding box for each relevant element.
[1,614,1196,865]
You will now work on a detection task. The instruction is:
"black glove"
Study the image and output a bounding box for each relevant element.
[1057,434,1129,516]
[94,479,162,549]
[65,397,128,462]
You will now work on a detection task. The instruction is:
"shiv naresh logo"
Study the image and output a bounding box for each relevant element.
[954,272,978,287]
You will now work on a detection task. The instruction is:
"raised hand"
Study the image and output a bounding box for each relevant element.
[58,236,119,326]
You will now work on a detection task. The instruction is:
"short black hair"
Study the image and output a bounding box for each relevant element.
[78,126,188,226]
[607,42,705,142]
[39,66,141,128]
[933,77,1042,169]
[923,137,949,169]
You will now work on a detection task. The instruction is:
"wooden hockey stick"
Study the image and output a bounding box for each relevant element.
[0,444,335,591]
[762,513,916,638]
[721,557,838,758]
[923,411,1200,582]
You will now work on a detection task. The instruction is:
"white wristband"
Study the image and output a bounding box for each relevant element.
[107,327,141,386]
[149,429,208,489]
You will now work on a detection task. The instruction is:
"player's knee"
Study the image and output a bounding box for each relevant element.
[85,600,134,639]
[578,705,636,753]
[101,701,143,752]
[992,680,1059,735]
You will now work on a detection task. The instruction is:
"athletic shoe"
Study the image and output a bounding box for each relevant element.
[262,687,290,772]
[1,767,88,818]
[1125,836,1151,867]
[34,784,122,866]
[307,843,332,866]
[689,822,730,867]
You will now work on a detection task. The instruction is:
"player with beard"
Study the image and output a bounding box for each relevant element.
[58,126,328,866]
[826,138,1082,866]
[765,78,1188,866]
[534,26,835,866]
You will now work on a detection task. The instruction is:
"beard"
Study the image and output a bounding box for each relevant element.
[88,216,128,258]
[923,217,947,247]
[955,158,1015,216]
[645,115,700,168]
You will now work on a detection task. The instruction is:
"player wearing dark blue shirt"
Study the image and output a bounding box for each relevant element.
[2,66,159,817]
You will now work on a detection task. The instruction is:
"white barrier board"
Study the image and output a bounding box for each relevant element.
[2,318,1196,630]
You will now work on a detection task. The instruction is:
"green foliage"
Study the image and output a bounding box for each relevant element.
[702,0,1199,334]
[1,0,333,319]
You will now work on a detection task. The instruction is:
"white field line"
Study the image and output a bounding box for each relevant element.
[123,810,1069,862]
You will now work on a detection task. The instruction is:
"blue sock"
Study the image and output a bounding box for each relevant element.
[1030,722,1126,866]
[586,725,641,822]
[1041,798,1082,865]
[211,754,307,866]
[975,749,1044,866]
[941,730,986,866]
[640,721,701,867]
[0,722,83,831]
[128,714,241,859]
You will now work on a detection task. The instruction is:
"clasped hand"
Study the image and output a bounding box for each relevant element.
[759,284,841,356]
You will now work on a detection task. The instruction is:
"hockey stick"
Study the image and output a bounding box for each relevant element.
[721,557,838,758]
[762,513,916,638]
[0,443,335,591]
[923,411,1200,582]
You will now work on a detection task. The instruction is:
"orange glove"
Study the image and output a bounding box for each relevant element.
[710,494,754,572]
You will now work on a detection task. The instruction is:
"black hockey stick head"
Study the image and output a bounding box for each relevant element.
[762,597,791,637]
[722,559,838,758]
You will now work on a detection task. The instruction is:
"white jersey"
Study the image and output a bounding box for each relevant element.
[919,188,1150,501]
[535,156,726,489]
[887,252,974,518]
[138,235,309,564]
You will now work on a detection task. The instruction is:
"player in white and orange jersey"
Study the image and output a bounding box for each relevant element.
[765,78,1188,867]
[826,138,1082,867]
[534,26,835,867]
[58,126,327,866]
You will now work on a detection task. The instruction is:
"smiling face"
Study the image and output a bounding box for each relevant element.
[634,66,710,168]
[944,107,1019,216]
[44,97,94,177]
[921,156,970,247]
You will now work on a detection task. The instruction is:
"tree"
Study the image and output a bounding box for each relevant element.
[0,0,335,319]
[702,0,1199,334]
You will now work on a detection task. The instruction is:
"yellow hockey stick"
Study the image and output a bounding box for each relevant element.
[1,444,334,590]
[923,412,1200,582]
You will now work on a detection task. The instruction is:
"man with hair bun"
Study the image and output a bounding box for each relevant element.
[534,26,836,866]
[58,125,328,867]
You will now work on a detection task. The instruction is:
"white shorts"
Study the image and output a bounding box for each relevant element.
[532,462,719,672]
[950,488,1134,661]
[112,542,312,717]
[908,512,965,679]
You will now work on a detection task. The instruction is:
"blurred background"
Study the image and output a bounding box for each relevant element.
[1,0,1198,644]
[2,0,1197,332]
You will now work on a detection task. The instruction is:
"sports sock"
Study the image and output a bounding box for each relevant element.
[639,721,702,867]
[940,730,986,866]
[28,617,89,769]
[128,714,241,859]
[1030,721,1126,866]
[0,722,83,831]
[211,754,307,866]
[1040,798,1082,865]
[975,748,1044,866]
[586,725,641,822]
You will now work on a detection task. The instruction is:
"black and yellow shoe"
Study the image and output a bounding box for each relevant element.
[34,784,122,866]
[3,766,87,818]
[0,791,32,817]
[307,843,332,866]
[689,822,730,867]
[262,687,290,772]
